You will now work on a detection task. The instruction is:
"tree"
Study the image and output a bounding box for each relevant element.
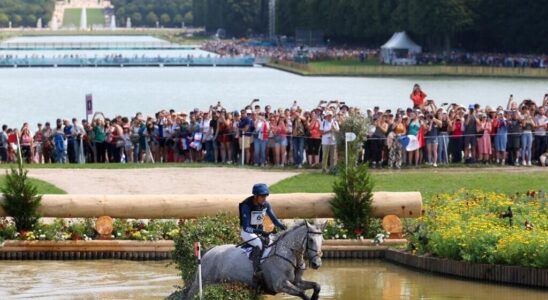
[0,157,42,232]
[12,14,23,26]
[26,14,37,27]
[145,11,158,27]
[183,11,193,25]
[330,155,374,238]
[160,13,171,26]
[0,13,9,27]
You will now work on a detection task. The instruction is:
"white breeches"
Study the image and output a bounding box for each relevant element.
[240,230,262,250]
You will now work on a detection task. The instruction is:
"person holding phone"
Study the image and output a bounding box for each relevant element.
[410,84,427,109]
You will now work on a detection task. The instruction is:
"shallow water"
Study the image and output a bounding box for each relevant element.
[0,259,544,300]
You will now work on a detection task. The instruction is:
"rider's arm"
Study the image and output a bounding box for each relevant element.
[241,204,265,235]
[265,202,286,231]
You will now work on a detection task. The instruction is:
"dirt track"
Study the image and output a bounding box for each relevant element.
[28,168,297,195]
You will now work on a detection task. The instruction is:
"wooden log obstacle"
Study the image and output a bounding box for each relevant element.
[0,192,422,219]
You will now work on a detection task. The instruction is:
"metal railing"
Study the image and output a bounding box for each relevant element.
[0,56,256,67]
[0,42,199,50]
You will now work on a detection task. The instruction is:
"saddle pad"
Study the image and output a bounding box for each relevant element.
[240,246,272,261]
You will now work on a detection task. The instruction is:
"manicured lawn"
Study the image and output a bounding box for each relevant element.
[63,8,104,27]
[0,175,65,194]
[270,170,548,199]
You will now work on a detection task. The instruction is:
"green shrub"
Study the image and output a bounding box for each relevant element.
[173,212,241,285]
[199,283,263,300]
[330,157,374,238]
[0,158,42,232]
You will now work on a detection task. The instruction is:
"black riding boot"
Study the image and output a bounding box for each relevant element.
[250,246,263,284]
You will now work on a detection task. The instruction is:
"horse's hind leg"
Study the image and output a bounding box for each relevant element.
[280,280,310,300]
[295,280,321,300]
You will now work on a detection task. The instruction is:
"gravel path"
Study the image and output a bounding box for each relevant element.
[27,168,298,195]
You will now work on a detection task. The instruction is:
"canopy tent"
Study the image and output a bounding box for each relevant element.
[380,32,422,65]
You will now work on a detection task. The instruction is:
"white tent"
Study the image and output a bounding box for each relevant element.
[380,32,422,65]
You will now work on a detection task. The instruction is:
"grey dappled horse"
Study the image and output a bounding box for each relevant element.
[183,221,326,300]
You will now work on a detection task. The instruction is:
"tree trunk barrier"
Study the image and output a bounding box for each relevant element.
[0,192,422,219]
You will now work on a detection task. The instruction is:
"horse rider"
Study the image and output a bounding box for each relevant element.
[239,183,286,281]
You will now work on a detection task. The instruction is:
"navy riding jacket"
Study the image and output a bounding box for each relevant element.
[239,196,285,234]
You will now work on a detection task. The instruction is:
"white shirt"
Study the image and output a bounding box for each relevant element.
[321,119,339,145]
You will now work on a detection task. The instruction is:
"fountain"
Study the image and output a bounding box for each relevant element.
[110,15,116,30]
[36,18,42,29]
[126,17,131,28]
[80,7,87,30]
[50,16,59,31]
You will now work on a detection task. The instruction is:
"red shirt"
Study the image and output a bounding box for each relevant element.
[411,90,427,107]
[452,120,463,137]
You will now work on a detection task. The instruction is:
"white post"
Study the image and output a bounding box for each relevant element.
[344,132,357,180]
[79,138,85,164]
[15,133,23,164]
[194,242,203,299]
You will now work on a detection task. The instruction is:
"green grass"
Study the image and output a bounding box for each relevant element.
[270,170,548,199]
[0,175,65,194]
[268,60,548,79]
[63,8,104,27]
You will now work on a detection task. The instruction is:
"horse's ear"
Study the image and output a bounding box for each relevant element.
[320,221,327,231]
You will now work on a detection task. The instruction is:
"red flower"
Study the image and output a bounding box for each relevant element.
[19,230,28,238]
[353,228,363,236]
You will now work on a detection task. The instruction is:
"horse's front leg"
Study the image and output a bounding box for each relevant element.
[295,280,321,300]
[280,280,310,300]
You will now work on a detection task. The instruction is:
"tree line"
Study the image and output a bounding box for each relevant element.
[111,0,193,28]
[1,0,545,53]
[0,0,55,28]
[192,0,548,53]
[275,0,548,53]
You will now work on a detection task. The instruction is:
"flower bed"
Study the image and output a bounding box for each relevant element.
[0,218,179,243]
[409,190,548,268]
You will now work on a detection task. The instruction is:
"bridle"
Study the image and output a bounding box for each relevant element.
[303,224,323,262]
[265,223,323,270]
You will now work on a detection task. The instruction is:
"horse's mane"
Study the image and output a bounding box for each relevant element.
[272,220,308,242]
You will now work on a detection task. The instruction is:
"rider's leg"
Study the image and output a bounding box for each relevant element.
[240,230,263,275]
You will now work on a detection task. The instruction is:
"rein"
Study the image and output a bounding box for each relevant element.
[264,223,323,270]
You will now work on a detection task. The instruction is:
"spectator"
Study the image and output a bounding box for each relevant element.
[320,111,339,173]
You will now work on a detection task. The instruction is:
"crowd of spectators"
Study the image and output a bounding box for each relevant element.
[363,85,548,168]
[203,40,548,68]
[202,40,378,62]
[416,52,548,68]
[1,86,547,170]
[0,99,348,173]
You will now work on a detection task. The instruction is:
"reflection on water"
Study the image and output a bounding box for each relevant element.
[0,260,180,300]
[0,259,545,300]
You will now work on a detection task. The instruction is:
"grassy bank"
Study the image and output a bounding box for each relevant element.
[0,175,65,194]
[269,170,548,199]
[267,60,548,79]
[63,8,105,27]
